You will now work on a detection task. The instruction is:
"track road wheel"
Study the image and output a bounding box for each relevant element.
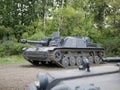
[69,56,76,66]
[94,56,101,64]
[53,50,62,61]
[61,56,69,67]
[88,56,94,64]
[76,57,83,66]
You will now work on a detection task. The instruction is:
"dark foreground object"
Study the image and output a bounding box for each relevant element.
[29,63,120,90]
[103,57,120,62]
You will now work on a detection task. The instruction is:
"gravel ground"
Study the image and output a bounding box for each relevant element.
[0,63,63,90]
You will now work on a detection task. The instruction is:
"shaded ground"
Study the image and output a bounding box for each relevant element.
[0,63,63,90]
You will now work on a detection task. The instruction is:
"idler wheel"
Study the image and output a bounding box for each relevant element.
[69,56,76,66]
[53,50,62,61]
[76,56,83,66]
[61,56,69,67]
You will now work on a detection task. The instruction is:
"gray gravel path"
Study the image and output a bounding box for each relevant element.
[0,63,62,90]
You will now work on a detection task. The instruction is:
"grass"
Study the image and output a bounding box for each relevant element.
[0,55,28,64]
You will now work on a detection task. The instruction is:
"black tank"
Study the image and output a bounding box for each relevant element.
[21,32,104,68]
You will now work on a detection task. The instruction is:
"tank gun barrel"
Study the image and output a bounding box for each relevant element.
[103,57,120,62]
[21,39,47,45]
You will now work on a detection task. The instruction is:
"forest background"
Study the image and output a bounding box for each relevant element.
[0,0,120,57]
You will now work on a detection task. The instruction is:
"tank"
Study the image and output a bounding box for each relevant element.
[29,58,120,90]
[21,32,104,68]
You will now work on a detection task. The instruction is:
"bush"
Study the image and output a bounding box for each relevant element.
[0,41,30,57]
[102,37,120,56]
[28,31,45,40]
[0,41,14,56]
[13,43,30,54]
[0,45,6,57]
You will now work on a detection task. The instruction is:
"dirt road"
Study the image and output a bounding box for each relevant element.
[0,63,62,90]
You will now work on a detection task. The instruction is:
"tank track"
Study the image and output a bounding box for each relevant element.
[49,48,104,68]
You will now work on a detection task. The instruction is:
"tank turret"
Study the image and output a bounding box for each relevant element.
[21,32,104,68]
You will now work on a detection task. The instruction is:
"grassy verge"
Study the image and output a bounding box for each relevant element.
[0,55,28,64]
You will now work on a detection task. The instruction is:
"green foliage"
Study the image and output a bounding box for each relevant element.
[0,26,6,39]
[0,41,30,57]
[22,21,46,40]
[0,0,120,57]
[14,25,27,42]
[0,41,14,56]
[46,6,86,36]
[0,26,13,40]
[13,43,30,54]
[88,29,103,43]
[102,37,120,56]
[28,31,45,40]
